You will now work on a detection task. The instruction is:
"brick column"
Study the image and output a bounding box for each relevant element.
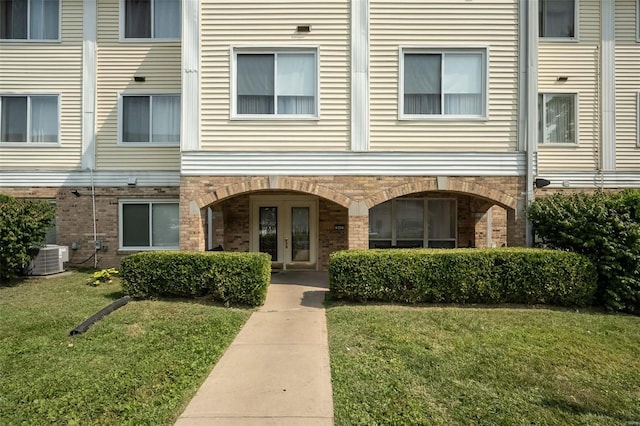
[180,185,206,252]
[348,201,369,250]
[506,204,527,247]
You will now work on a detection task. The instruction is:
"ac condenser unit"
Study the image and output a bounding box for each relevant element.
[26,245,67,276]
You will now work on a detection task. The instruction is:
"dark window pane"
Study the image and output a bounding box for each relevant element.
[125,0,151,38]
[291,207,310,262]
[1,97,27,142]
[122,96,150,142]
[404,54,441,114]
[259,207,277,261]
[237,54,275,114]
[0,0,27,39]
[123,204,150,247]
[540,0,574,38]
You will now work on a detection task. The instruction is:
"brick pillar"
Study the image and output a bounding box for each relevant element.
[180,195,206,252]
[348,201,369,250]
[506,204,527,247]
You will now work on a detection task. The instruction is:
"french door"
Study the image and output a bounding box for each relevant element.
[251,196,318,269]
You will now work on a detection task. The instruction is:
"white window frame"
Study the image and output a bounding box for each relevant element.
[398,46,489,121]
[538,92,579,145]
[369,198,458,249]
[637,0,640,43]
[0,93,60,145]
[119,0,181,42]
[119,199,180,251]
[230,46,320,120]
[539,0,579,42]
[0,0,61,42]
[117,92,181,146]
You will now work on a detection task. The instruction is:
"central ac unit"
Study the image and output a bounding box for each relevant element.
[25,245,68,276]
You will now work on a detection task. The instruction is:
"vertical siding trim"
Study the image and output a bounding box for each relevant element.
[182,0,200,152]
[82,0,97,170]
[601,0,616,170]
[526,0,539,246]
[351,0,369,151]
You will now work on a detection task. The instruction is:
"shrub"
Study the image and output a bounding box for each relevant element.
[120,251,271,306]
[0,194,56,281]
[528,190,640,313]
[329,248,597,307]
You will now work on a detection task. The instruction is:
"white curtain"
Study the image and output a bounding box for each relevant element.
[404,54,441,114]
[154,0,180,38]
[152,95,180,143]
[428,200,456,240]
[1,97,27,142]
[541,0,574,38]
[543,94,575,143]
[237,54,274,114]
[125,0,151,38]
[0,0,27,39]
[30,0,58,39]
[122,96,150,142]
[31,96,57,142]
[276,53,316,115]
[443,53,483,115]
[152,203,179,247]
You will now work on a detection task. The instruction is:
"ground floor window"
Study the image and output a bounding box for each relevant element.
[369,198,457,248]
[119,200,179,249]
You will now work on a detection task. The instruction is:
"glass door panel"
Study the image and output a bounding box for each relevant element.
[428,199,457,248]
[259,207,278,261]
[290,207,310,262]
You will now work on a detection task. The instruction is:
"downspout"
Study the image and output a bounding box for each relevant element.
[524,0,539,247]
[90,167,97,269]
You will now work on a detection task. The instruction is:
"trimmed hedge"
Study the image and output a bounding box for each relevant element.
[329,248,597,307]
[120,251,271,306]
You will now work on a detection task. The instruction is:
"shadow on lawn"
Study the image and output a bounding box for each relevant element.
[540,398,634,423]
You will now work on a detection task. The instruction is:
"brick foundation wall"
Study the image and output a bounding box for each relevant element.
[2,186,179,269]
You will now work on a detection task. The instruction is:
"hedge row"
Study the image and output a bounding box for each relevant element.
[120,251,271,306]
[329,248,597,307]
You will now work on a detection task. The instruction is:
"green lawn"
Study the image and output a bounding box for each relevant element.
[0,272,251,425]
[327,305,640,425]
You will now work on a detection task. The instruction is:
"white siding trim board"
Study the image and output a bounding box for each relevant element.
[181,151,526,176]
[351,0,369,151]
[538,172,640,189]
[0,170,180,187]
[181,0,200,152]
[82,0,97,170]
[601,0,616,170]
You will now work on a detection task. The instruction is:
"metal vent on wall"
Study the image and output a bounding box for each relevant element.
[25,245,68,276]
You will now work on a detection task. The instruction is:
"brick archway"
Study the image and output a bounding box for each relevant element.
[195,176,353,209]
[364,177,518,210]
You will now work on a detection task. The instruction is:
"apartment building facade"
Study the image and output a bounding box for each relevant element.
[0,0,638,270]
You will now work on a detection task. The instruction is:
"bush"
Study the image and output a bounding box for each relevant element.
[0,194,56,281]
[329,248,597,307]
[120,251,271,306]
[528,190,640,313]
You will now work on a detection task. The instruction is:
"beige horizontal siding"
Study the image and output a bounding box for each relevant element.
[537,0,600,172]
[95,0,181,170]
[200,0,351,151]
[615,0,640,171]
[369,0,519,152]
[0,0,83,170]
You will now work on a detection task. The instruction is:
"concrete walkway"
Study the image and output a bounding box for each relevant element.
[175,271,334,425]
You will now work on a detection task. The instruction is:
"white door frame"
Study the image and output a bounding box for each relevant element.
[249,195,319,270]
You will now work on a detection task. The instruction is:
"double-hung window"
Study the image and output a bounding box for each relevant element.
[234,50,318,118]
[401,48,487,118]
[0,95,58,143]
[120,94,180,144]
[119,200,179,249]
[539,0,576,39]
[538,93,577,144]
[123,0,180,39]
[0,0,59,40]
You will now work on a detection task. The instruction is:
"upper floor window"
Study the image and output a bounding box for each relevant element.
[0,95,59,143]
[0,0,59,40]
[539,0,575,39]
[120,94,180,144]
[538,93,577,144]
[233,50,318,118]
[123,0,180,40]
[401,48,487,119]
